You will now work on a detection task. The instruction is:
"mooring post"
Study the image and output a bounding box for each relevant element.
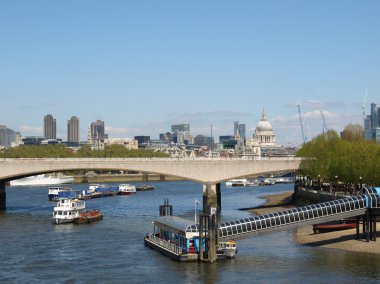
[365,211,370,242]
[202,182,219,263]
[0,181,6,211]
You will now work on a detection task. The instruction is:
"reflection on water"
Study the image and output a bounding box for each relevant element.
[1,181,380,283]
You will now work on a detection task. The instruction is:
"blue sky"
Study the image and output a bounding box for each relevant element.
[1,0,379,145]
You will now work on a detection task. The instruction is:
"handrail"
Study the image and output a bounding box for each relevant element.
[146,234,183,255]
[0,157,304,162]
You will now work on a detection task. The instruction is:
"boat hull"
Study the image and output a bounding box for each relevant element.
[74,210,103,224]
[313,222,357,234]
[118,191,136,195]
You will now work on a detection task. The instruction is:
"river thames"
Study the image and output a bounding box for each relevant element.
[1,181,380,283]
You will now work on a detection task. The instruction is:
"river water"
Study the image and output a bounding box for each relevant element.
[1,181,380,283]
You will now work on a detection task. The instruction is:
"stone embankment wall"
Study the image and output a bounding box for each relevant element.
[292,185,348,205]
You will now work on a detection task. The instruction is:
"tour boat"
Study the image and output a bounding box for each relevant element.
[52,198,103,225]
[118,184,137,195]
[52,198,86,224]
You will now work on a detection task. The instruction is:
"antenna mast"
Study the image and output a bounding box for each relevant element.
[298,105,306,145]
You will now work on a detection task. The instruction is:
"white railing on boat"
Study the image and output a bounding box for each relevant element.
[146,234,183,255]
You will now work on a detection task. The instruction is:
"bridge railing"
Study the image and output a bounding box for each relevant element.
[219,195,368,239]
[0,157,303,162]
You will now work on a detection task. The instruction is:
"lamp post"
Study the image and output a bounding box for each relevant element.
[318,175,321,190]
[359,176,362,191]
[334,175,338,191]
[194,199,200,223]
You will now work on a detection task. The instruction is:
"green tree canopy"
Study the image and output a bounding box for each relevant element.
[297,128,380,186]
[0,144,169,159]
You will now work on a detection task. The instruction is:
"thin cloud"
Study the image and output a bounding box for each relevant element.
[19,125,43,136]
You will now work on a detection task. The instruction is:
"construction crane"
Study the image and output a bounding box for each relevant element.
[320,110,328,133]
[298,105,307,145]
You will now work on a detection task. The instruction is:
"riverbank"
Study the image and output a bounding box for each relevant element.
[246,191,380,255]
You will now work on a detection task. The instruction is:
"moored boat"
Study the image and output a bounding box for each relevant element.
[217,240,238,258]
[52,198,85,224]
[135,184,155,191]
[225,179,259,187]
[11,173,74,186]
[73,209,103,224]
[225,179,248,187]
[118,184,136,195]
[313,220,357,234]
[79,184,118,199]
[52,198,103,225]
[48,186,77,201]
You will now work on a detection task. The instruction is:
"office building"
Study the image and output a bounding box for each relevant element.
[44,114,56,139]
[238,124,246,140]
[234,121,239,136]
[89,120,108,142]
[134,136,150,147]
[67,116,80,146]
[364,103,380,142]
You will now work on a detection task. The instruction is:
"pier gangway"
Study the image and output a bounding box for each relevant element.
[219,189,380,240]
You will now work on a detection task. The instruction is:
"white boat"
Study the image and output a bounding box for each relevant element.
[218,240,238,258]
[118,184,137,195]
[225,179,248,187]
[48,186,75,201]
[10,173,74,186]
[246,179,260,186]
[52,198,86,224]
[225,179,259,187]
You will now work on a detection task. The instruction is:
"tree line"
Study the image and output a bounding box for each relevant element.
[0,144,169,158]
[297,124,380,187]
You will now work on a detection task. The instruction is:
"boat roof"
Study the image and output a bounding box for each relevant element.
[153,216,199,234]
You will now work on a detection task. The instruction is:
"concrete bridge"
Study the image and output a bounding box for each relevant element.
[0,157,302,184]
[0,157,302,211]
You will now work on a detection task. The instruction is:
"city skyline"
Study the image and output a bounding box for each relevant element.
[1,1,379,145]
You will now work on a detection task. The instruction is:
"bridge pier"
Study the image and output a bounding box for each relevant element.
[0,181,6,210]
[201,182,221,263]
